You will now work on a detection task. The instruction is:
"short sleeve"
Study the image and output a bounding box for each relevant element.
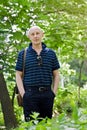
[52,52,60,71]
[15,51,24,71]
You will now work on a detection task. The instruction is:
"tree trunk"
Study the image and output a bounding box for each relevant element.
[0,72,18,129]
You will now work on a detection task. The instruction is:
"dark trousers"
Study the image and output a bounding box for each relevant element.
[23,87,55,122]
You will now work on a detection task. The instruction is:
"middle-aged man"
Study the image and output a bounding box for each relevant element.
[15,25,60,121]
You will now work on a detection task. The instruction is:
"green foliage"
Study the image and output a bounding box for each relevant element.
[0,105,4,126]
[0,0,87,83]
[12,109,87,130]
[0,0,87,129]
[9,85,87,130]
[1,84,87,129]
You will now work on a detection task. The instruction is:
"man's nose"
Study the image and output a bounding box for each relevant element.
[34,34,37,37]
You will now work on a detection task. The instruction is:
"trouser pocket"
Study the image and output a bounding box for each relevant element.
[51,90,55,98]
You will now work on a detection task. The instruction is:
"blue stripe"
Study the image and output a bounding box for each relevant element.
[15,43,60,87]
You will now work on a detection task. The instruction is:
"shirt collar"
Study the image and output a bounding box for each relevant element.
[28,42,46,52]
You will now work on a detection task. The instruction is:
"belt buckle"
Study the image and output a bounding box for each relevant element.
[39,87,45,92]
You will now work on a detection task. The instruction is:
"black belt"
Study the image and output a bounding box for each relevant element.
[38,87,50,92]
[25,86,51,92]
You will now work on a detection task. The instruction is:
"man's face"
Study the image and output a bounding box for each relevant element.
[28,27,44,45]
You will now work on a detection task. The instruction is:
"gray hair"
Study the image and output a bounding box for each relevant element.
[26,26,44,37]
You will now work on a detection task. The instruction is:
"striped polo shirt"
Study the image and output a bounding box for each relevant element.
[15,43,60,88]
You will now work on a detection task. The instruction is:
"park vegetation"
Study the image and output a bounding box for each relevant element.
[0,0,87,129]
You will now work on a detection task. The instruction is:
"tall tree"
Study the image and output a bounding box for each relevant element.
[0,0,87,127]
[0,70,17,129]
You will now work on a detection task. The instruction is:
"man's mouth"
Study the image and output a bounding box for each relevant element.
[34,39,39,41]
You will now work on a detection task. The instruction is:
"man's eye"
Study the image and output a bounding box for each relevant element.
[31,33,34,36]
[36,32,40,35]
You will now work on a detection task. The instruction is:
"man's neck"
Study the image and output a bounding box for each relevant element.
[32,43,42,55]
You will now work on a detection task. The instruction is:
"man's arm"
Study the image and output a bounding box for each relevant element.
[16,71,25,98]
[52,69,60,95]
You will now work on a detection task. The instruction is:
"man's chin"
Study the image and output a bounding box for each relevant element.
[33,41,41,45]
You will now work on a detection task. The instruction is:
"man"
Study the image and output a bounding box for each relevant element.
[15,25,60,121]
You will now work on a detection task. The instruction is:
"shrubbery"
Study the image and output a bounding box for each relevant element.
[11,85,87,130]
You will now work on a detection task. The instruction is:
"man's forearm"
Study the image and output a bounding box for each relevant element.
[16,73,25,97]
[53,70,60,95]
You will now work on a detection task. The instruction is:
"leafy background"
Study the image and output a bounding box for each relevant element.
[0,0,87,129]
